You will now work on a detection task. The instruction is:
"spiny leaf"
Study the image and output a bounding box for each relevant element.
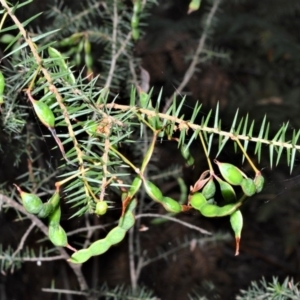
[275,122,289,167]
[190,102,202,124]
[201,109,212,143]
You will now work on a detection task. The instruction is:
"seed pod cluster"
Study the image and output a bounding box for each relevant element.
[14,185,73,249]
[189,161,265,256]
[189,190,243,255]
[190,192,242,218]
[70,194,137,264]
[215,160,264,196]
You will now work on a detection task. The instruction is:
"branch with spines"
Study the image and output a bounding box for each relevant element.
[98,100,300,173]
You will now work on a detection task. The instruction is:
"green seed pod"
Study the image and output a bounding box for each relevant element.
[58,37,75,47]
[202,178,216,200]
[132,28,140,41]
[215,160,245,186]
[37,203,54,218]
[241,178,256,197]
[131,15,139,29]
[69,248,92,264]
[254,173,264,193]
[119,198,137,230]
[89,239,111,256]
[84,54,93,69]
[48,224,68,247]
[190,192,207,210]
[29,96,55,128]
[49,191,60,208]
[0,34,14,44]
[106,227,126,245]
[143,180,164,202]
[48,47,76,84]
[200,202,240,218]
[188,0,201,14]
[14,185,43,214]
[48,205,61,226]
[162,197,182,213]
[215,176,236,203]
[0,71,5,106]
[128,177,142,198]
[119,213,135,230]
[84,39,91,54]
[230,209,243,256]
[48,46,63,61]
[95,201,108,215]
[133,0,142,14]
[75,52,82,66]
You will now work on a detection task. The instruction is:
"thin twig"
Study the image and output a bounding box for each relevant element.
[11,222,35,258]
[42,288,88,296]
[128,227,138,291]
[0,255,66,262]
[135,213,212,235]
[162,0,222,113]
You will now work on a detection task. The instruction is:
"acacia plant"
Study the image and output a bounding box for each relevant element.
[0,0,300,299]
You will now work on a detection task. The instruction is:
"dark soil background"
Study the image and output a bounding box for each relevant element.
[2,0,300,299]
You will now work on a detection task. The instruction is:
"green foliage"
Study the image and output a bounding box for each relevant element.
[236,277,300,300]
[1,0,300,299]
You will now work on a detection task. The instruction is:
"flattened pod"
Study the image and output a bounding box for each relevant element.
[230,209,243,256]
[202,178,216,200]
[48,191,60,208]
[254,173,264,193]
[119,213,135,230]
[106,227,126,244]
[162,197,182,213]
[143,180,164,202]
[48,205,61,226]
[241,178,256,197]
[128,177,142,197]
[89,239,111,256]
[69,248,92,264]
[190,192,207,210]
[37,203,54,218]
[29,97,55,128]
[200,202,241,218]
[48,224,68,247]
[215,176,236,203]
[215,160,244,186]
